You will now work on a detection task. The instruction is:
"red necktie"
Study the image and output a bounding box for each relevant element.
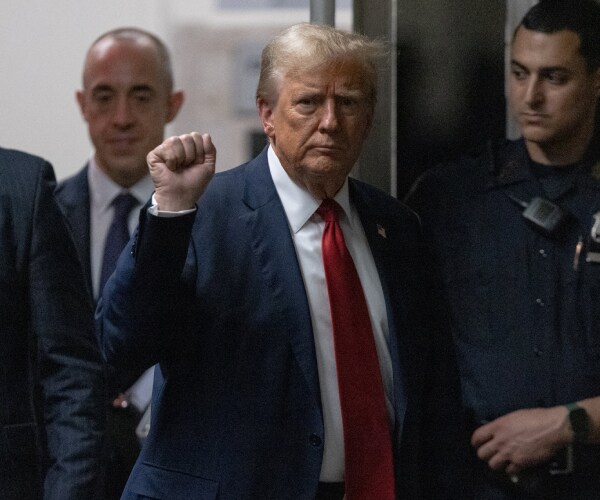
[317,199,395,500]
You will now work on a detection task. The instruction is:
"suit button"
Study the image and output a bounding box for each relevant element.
[309,433,322,447]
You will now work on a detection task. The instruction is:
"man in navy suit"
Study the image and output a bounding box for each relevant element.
[100,23,464,499]
[55,27,184,499]
[0,147,105,499]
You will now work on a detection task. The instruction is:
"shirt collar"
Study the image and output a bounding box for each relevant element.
[267,145,352,234]
[88,155,154,213]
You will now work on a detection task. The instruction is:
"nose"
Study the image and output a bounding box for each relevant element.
[524,76,544,107]
[319,99,339,133]
[113,96,135,128]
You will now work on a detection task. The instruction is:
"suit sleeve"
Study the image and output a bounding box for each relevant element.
[98,207,197,375]
[29,162,106,500]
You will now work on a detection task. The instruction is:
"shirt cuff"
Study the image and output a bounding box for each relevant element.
[149,194,197,217]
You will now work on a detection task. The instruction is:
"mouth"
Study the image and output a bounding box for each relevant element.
[520,112,547,123]
[108,137,138,148]
[312,144,343,153]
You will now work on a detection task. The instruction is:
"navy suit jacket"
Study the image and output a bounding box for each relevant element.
[100,149,462,499]
[0,149,105,499]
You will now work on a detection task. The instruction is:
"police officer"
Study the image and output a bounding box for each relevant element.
[407,1,600,498]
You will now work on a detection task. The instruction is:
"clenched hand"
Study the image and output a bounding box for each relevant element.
[147,132,216,212]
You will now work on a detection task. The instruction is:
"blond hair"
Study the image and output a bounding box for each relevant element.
[256,23,387,109]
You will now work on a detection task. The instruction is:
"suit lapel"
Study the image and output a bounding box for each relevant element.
[239,151,321,410]
[350,180,409,437]
[56,166,93,295]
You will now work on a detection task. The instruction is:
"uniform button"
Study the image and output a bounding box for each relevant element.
[539,249,548,258]
[533,347,543,357]
[309,433,322,447]
[535,298,545,307]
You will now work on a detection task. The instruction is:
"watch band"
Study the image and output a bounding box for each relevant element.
[566,402,590,443]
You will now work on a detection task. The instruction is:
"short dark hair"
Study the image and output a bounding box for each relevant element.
[517,0,600,72]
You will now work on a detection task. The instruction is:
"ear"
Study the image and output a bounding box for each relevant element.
[362,107,374,141]
[76,90,87,118]
[257,97,275,138]
[166,91,185,123]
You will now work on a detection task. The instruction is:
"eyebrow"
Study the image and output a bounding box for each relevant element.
[130,85,155,93]
[510,59,570,74]
[91,84,114,93]
[336,88,365,97]
[91,84,155,93]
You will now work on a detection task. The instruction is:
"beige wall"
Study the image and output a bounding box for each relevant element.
[1,0,533,183]
[0,0,350,179]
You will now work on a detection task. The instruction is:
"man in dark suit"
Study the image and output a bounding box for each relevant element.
[99,23,464,499]
[0,147,105,499]
[55,27,184,498]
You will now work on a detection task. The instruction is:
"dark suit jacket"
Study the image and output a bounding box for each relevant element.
[55,165,93,297]
[99,148,462,499]
[0,148,105,499]
[56,166,146,395]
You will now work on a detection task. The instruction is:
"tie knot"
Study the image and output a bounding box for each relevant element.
[317,199,341,223]
[112,192,138,219]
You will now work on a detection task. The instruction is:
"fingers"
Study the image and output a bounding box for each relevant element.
[472,421,507,471]
[200,132,216,164]
[148,132,214,172]
[472,420,522,473]
[505,462,521,475]
[475,436,502,468]
[471,421,493,448]
[147,132,217,212]
[484,447,511,471]
[165,132,203,171]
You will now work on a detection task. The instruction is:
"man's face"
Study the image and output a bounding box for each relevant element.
[509,27,600,160]
[258,59,373,198]
[77,38,183,187]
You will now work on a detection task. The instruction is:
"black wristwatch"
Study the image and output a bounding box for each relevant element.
[566,402,590,443]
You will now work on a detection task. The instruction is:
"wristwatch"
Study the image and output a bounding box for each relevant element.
[566,402,590,443]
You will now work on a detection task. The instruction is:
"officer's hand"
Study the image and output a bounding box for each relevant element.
[471,406,571,474]
[147,132,216,212]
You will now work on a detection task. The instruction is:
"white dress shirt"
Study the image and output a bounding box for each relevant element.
[267,147,394,482]
[88,157,154,300]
